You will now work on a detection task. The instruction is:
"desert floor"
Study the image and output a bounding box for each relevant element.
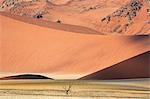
[0,79,150,99]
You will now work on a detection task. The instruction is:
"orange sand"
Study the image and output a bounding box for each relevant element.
[0,13,149,79]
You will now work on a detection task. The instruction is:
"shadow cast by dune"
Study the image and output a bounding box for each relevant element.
[80,51,150,80]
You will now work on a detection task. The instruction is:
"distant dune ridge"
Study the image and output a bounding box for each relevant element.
[0,74,52,80]
[0,0,149,35]
[80,51,150,80]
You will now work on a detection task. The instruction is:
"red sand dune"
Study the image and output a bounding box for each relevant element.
[80,51,150,80]
[0,13,149,79]
[1,0,148,35]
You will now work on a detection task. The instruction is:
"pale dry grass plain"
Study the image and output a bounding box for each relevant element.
[0,79,150,99]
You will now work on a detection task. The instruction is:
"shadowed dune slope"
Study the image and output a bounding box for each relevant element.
[0,74,52,80]
[0,13,149,79]
[80,51,150,80]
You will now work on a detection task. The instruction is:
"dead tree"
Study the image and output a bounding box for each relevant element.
[63,84,72,95]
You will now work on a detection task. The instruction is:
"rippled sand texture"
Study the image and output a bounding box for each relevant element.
[0,79,150,99]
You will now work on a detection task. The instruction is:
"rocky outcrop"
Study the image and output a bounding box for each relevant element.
[101,0,143,23]
[100,0,149,34]
[0,0,52,17]
[0,0,25,10]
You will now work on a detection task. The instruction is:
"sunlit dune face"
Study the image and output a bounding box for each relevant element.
[0,14,149,79]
